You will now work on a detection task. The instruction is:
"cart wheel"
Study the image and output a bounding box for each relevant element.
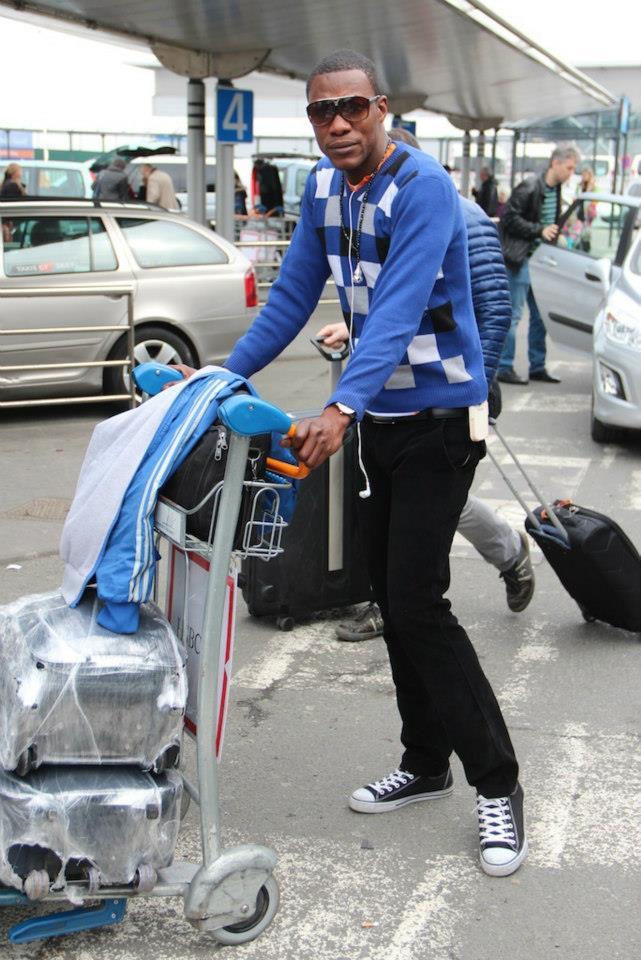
[180,789,191,820]
[208,875,279,946]
[23,869,49,901]
[135,864,157,892]
[277,616,294,632]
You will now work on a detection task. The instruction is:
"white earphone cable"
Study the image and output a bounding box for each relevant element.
[347,189,371,500]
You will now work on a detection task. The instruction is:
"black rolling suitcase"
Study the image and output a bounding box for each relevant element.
[241,425,372,629]
[488,426,641,632]
[241,342,372,629]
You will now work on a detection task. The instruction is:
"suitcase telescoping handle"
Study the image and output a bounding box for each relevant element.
[488,425,570,544]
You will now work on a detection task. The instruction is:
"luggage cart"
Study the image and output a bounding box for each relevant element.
[0,383,308,947]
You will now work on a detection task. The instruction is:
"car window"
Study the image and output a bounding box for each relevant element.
[127,164,216,197]
[558,200,632,262]
[1,216,117,276]
[116,217,227,268]
[32,167,86,198]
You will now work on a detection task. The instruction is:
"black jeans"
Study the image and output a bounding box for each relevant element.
[356,414,519,798]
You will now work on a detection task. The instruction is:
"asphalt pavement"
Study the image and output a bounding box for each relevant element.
[0,315,639,960]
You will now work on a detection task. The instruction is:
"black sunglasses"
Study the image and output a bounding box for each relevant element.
[306,95,382,127]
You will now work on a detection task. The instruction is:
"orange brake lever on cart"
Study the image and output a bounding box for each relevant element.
[265,423,311,479]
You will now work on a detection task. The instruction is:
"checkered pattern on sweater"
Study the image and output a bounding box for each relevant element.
[226,143,487,419]
[312,149,477,401]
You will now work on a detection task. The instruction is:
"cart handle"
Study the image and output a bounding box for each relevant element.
[266,424,310,479]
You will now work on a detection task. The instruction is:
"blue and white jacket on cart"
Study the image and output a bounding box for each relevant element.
[60,367,252,634]
[226,143,487,419]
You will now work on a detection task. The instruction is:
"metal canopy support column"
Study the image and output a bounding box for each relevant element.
[491,129,498,174]
[215,81,236,243]
[460,131,472,197]
[476,130,486,178]
[510,130,519,190]
[187,79,206,226]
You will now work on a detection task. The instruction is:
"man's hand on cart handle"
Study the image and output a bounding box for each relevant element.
[280,406,350,470]
[161,363,197,388]
[316,321,349,349]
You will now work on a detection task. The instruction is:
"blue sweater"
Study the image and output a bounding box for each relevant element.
[226,144,487,419]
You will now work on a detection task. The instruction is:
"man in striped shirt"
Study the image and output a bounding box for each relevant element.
[497,145,580,385]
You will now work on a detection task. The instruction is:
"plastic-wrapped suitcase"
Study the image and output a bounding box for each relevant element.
[0,766,182,895]
[0,592,187,776]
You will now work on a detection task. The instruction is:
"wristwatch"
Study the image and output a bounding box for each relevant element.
[333,402,356,422]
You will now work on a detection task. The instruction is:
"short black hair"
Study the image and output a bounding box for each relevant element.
[306,50,381,99]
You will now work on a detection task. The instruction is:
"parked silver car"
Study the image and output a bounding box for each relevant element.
[0,199,258,401]
[529,192,641,442]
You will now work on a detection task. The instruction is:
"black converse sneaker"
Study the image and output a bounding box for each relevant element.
[349,767,453,814]
[476,782,528,877]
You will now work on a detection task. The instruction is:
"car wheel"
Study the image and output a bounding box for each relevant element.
[105,325,196,397]
[590,393,621,444]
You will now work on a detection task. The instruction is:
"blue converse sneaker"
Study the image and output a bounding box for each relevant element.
[349,767,453,813]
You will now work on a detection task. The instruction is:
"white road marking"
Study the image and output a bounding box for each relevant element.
[624,469,641,510]
[384,856,479,960]
[525,724,641,871]
[497,625,558,718]
[505,393,590,414]
[233,620,334,689]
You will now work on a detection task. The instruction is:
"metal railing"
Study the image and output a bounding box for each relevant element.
[235,226,340,307]
[0,284,136,410]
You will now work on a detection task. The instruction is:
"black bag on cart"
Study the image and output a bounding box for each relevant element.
[160,424,271,547]
[488,426,641,633]
[525,503,641,632]
[241,426,372,630]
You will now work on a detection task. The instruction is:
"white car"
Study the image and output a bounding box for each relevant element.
[7,159,93,199]
[529,192,641,442]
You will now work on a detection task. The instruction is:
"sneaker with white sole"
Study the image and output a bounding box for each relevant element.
[500,532,535,613]
[476,782,528,877]
[349,767,453,813]
[336,602,384,642]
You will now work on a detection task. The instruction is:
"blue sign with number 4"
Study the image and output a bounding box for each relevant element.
[217,88,254,144]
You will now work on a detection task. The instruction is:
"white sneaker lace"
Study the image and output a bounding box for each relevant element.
[369,769,413,796]
[476,795,516,849]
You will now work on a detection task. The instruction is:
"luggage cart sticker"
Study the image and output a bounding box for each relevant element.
[166,545,236,760]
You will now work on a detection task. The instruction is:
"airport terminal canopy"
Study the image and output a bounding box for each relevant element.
[2,0,616,126]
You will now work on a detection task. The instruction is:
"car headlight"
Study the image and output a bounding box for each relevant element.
[604,308,641,351]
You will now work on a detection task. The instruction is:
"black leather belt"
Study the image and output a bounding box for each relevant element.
[364,407,468,425]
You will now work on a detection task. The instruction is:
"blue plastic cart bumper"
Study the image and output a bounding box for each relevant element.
[7,898,127,944]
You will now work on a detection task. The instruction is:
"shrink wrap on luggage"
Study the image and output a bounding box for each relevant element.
[0,766,182,892]
[0,592,187,774]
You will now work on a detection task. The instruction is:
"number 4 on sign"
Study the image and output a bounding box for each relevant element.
[222,92,247,139]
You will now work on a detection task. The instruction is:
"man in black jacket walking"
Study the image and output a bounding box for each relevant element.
[497,145,580,385]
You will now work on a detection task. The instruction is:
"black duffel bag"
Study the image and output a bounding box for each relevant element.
[160,424,271,547]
